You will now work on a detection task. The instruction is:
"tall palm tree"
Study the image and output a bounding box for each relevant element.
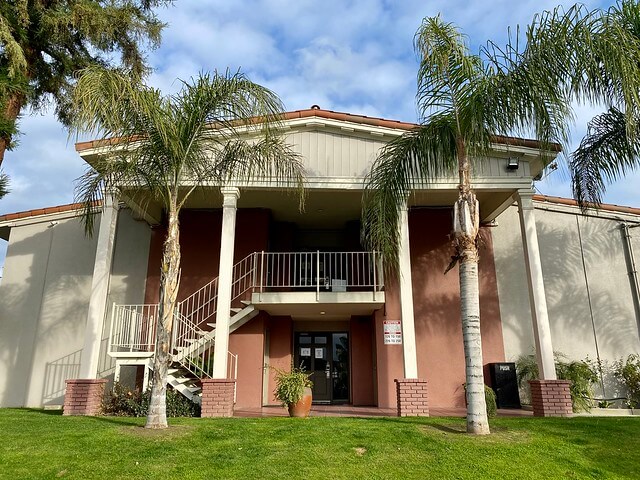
[365,2,640,435]
[71,67,305,429]
[362,17,572,435]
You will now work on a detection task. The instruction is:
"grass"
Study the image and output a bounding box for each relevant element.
[1,409,639,479]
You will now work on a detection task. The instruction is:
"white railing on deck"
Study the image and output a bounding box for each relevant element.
[109,303,158,354]
[259,251,382,291]
[109,251,383,358]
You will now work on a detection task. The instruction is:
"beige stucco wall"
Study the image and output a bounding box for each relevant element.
[492,203,640,398]
[0,208,151,408]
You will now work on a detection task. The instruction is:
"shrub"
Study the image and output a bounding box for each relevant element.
[462,384,497,418]
[484,385,497,418]
[613,354,640,408]
[515,353,599,412]
[556,358,599,412]
[103,383,200,417]
[270,365,313,406]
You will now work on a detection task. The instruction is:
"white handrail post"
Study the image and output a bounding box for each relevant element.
[108,302,116,355]
[252,253,257,291]
[260,250,265,301]
[316,250,320,301]
[172,303,180,351]
[372,251,377,299]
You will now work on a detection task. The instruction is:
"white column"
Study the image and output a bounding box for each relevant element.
[516,190,557,380]
[212,187,240,379]
[79,194,119,379]
[398,204,419,378]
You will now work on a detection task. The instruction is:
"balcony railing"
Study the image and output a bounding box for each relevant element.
[258,251,383,293]
[108,251,383,356]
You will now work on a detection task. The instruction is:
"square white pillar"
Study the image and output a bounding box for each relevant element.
[516,190,557,380]
[79,194,119,379]
[399,204,419,379]
[212,187,240,379]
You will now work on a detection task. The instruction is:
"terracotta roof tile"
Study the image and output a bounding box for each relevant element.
[0,201,101,223]
[532,194,640,216]
[75,107,561,152]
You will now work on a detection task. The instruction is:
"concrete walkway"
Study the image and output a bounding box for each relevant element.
[234,405,533,418]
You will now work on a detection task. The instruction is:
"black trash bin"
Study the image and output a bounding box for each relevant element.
[489,362,521,409]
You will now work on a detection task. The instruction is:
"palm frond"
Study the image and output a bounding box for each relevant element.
[72,67,306,234]
[571,107,639,208]
[0,170,9,198]
[414,16,484,123]
[362,118,458,269]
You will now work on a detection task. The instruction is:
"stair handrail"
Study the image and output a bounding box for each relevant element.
[172,253,258,360]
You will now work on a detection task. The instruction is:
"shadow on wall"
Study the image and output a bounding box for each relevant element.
[41,337,116,407]
[497,210,640,398]
[408,208,504,408]
[0,213,143,408]
[42,349,81,406]
[0,220,97,407]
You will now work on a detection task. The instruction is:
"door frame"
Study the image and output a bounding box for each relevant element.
[293,331,350,404]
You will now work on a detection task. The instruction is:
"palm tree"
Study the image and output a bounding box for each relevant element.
[71,67,305,429]
[362,17,572,435]
[364,2,640,435]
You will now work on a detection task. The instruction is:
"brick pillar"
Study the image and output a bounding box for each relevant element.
[395,378,429,417]
[529,380,573,417]
[201,379,236,417]
[63,379,107,416]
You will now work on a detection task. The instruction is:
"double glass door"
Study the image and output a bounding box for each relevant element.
[294,332,349,403]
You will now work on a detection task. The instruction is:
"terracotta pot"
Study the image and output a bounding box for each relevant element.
[287,387,312,417]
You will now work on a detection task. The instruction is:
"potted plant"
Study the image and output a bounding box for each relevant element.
[271,365,313,417]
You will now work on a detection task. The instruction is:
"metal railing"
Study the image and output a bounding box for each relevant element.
[258,251,382,292]
[109,251,383,356]
[109,303,158,354]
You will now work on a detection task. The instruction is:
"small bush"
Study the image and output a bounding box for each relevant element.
[462,383,497,418]
[484,385,497,418]
[515,353,599,412]
[614,354,640,408]
[556,358,599,412]
[270,365,313,406]
[103,383,200,417]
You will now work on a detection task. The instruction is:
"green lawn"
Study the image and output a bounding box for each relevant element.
[1,409,639,479]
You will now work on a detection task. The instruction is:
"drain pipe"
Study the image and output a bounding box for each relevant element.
[621,222,640,339]
[576,217,605,396]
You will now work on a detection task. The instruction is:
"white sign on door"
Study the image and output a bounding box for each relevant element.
[383,320,402,345]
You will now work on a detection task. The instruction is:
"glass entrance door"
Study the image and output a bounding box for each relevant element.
[294,332,349,404]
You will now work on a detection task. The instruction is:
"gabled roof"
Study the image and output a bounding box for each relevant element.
[74,107,561,153]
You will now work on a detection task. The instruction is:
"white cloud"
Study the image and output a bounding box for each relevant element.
[0,0,635,240]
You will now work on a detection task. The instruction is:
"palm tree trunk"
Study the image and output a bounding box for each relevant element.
[146,203,181,429]
[455,138,490,435]
[0,92,25,166]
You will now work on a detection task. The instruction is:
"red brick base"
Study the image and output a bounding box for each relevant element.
[63,379,108,416]
[529,380,573,417]
[201,379,236,417]
[395,378,429,417]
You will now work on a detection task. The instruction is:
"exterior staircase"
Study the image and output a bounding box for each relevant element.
[108,251,383,404]
[109,254,260,404]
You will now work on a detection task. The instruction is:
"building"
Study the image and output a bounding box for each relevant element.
[1,108,639,416]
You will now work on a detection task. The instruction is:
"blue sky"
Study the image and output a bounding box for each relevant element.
[0,0,632,271]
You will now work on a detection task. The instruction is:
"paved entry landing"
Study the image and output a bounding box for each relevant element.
[233,405,533,418]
